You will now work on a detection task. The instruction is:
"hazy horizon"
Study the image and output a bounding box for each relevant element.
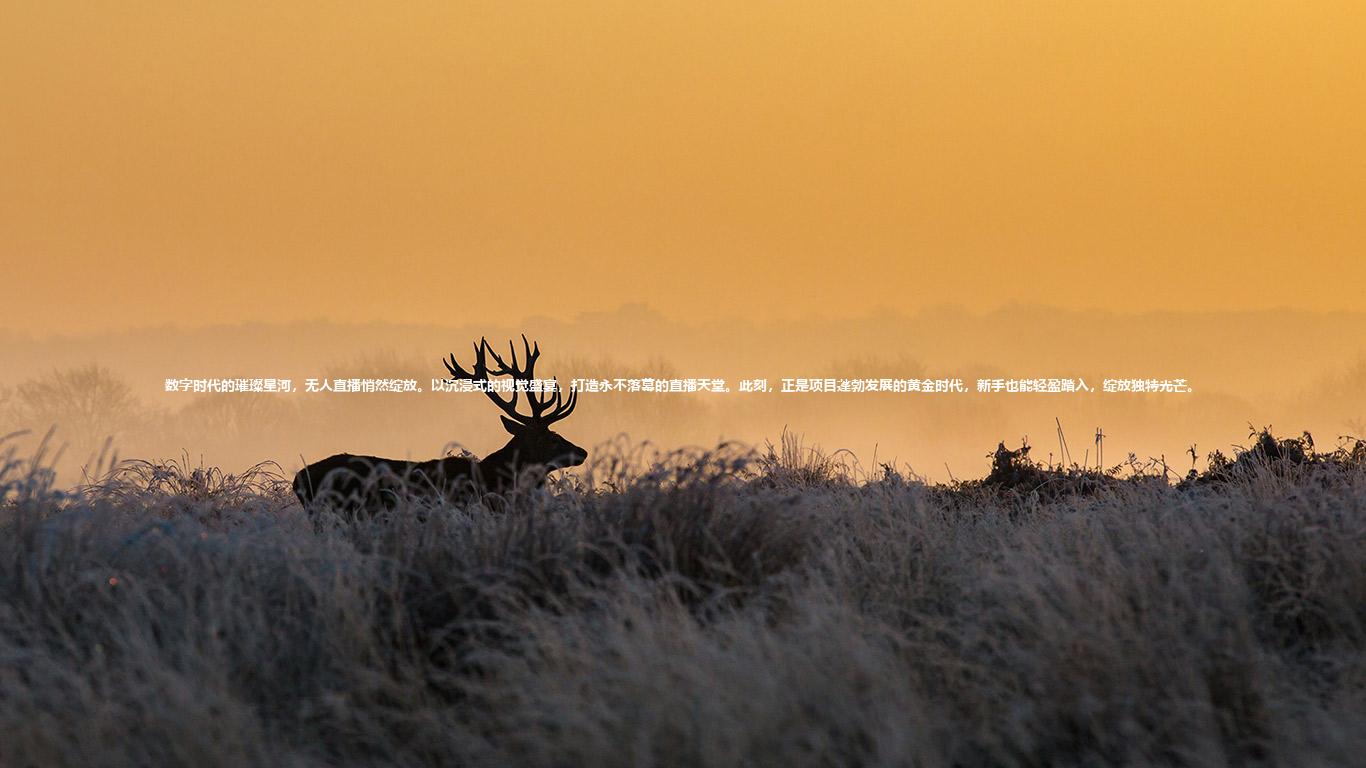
[3,302,1362,486]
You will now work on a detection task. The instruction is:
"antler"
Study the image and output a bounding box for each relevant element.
[444,338,523,423]
[444,335,577,425]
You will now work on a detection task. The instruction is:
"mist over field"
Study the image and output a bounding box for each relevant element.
[2,304,1364,486]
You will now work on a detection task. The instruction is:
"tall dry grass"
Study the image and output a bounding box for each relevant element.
[1,430,1363,767]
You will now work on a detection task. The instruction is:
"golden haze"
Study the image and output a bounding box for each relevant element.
[1,3,1363,482]
[3,2,1364,332]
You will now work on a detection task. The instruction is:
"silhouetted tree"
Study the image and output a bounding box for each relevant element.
[6,365,143,450]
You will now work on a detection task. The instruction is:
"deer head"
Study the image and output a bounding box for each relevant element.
[443,336,587,474]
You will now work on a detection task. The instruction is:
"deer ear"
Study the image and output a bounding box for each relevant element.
[501,416,527,436]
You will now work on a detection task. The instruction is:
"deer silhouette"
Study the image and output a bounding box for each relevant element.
[293,336,587,513]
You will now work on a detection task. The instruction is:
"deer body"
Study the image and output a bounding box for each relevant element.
[293,336,586,513]
[292,453,481,511]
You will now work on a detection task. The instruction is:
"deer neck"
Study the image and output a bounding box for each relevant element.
[478,440,532,491]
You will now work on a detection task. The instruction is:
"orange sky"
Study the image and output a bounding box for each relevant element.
[3,2,1364,335]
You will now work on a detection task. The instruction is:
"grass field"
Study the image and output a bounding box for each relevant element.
[2,430,1363,767]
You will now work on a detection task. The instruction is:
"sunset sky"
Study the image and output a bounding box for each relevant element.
[3,2,1364,335]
